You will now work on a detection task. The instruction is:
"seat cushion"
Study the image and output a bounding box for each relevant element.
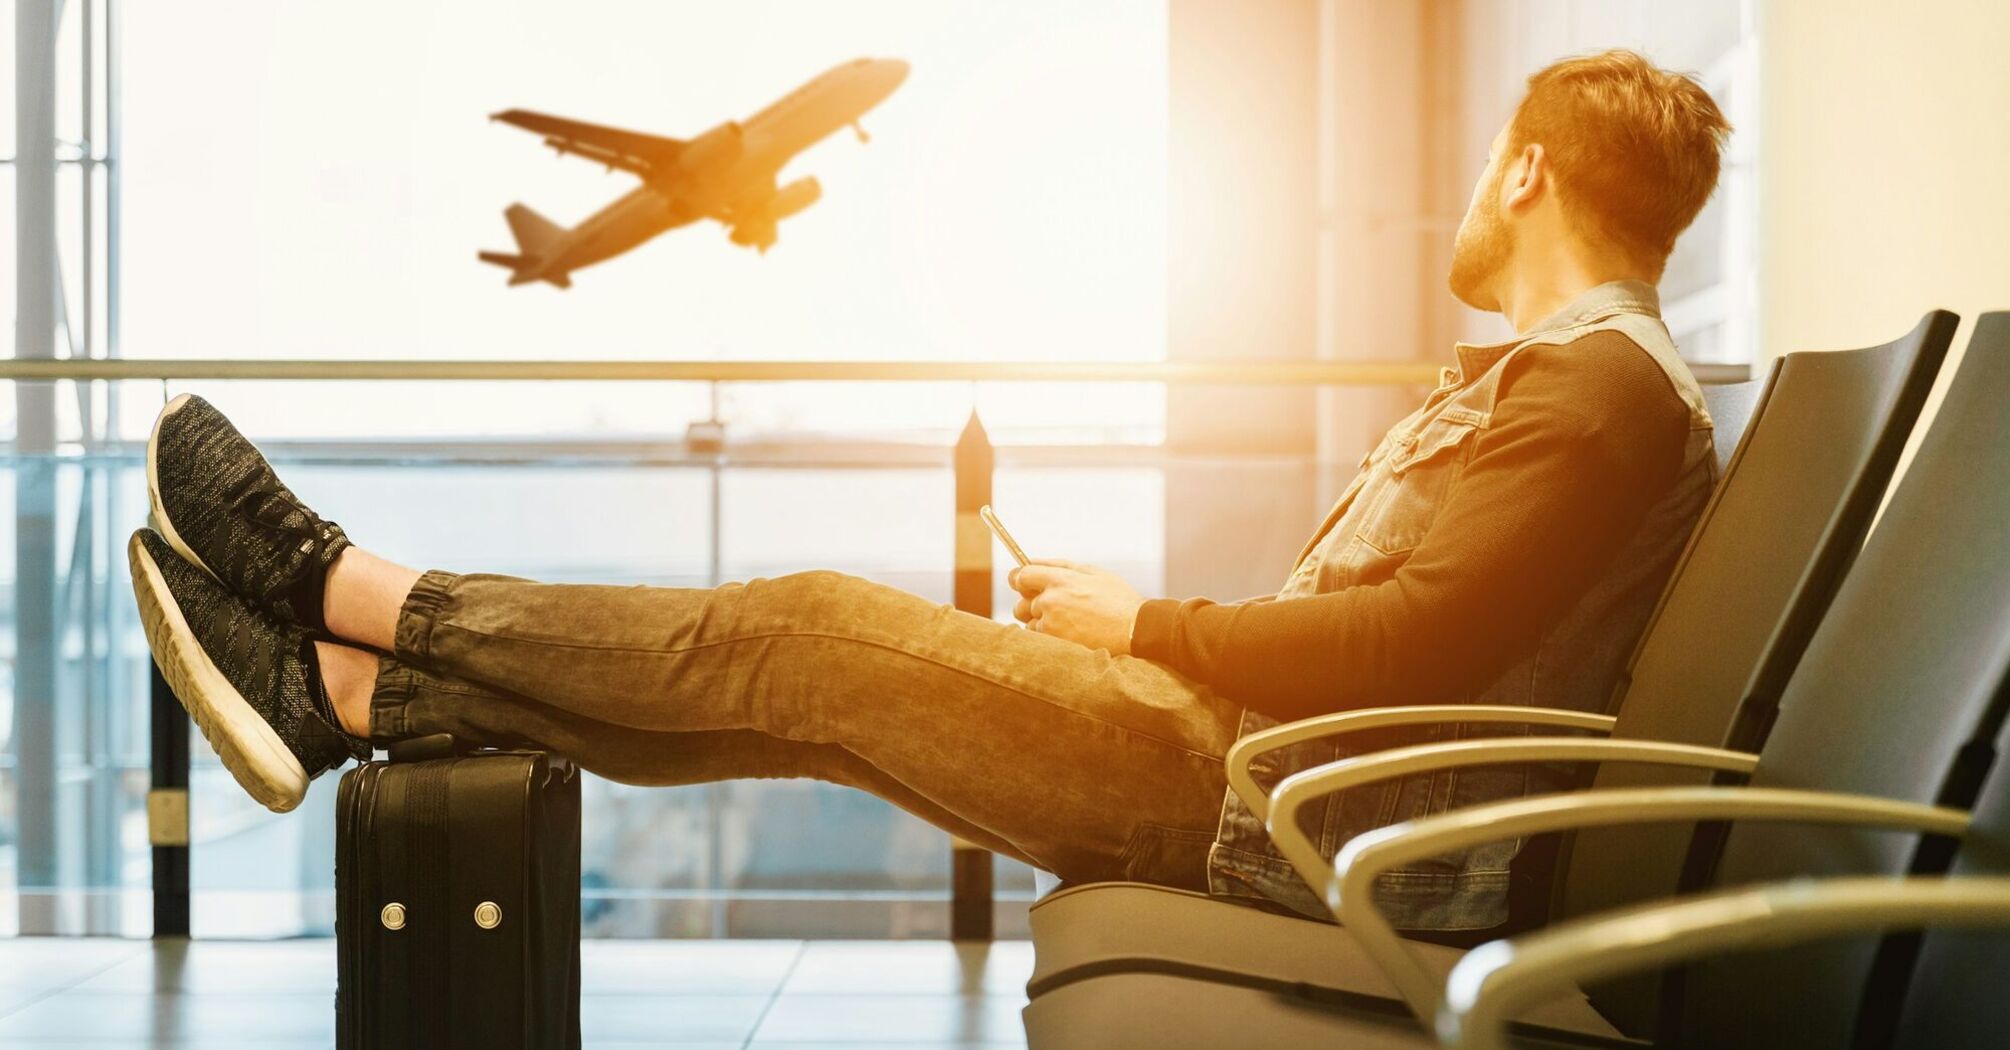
[1027,882,1623,1038]
[1024,971,1624,1050]
[1024,971,1441,1050]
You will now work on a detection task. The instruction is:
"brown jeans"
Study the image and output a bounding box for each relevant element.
[368,569,1244,887]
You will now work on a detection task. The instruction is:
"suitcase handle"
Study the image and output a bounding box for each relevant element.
[385,734,579,784]
[385,733,465,763]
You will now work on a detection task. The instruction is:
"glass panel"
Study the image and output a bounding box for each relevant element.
[51,0,84,151]
[119,1,1169,438]
[0,165,14,382]
[0,449,154,936]
[0,0,15,159]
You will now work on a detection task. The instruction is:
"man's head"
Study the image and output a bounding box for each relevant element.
[1449,50,1731,313]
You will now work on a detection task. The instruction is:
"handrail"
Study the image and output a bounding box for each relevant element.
[0,438,1390,468]
[0,357,1753,385]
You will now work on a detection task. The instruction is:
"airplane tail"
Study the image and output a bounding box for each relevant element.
[503,203,563,255]
[478,204,572,288]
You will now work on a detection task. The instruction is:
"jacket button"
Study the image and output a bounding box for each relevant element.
[380,902,406,930]
[474,901,502,930]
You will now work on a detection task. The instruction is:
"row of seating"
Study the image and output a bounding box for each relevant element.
[1021,310,2010,1049]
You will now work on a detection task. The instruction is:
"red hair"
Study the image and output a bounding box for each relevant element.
[1508,50,1732,270]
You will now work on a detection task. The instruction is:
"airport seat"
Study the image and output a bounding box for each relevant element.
[1317,311,2010,1049]
[1440,861,2010,1050]
[1022,313,1956,1046]
[1441,464,2010,1050]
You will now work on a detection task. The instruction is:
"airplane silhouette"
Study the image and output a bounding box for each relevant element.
[479,57,908,288]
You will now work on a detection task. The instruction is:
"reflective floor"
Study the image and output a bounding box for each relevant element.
[0,936,1033,1047]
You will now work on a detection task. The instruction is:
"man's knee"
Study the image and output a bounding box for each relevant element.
[743,569,917,632]
[764,568,875,609]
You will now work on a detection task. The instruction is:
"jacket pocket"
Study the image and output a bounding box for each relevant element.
[1355,417,1479,557]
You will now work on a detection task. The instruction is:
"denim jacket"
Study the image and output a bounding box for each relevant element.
[1206,280,1716,929]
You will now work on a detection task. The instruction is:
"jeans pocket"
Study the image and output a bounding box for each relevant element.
[1116,822,1217,892]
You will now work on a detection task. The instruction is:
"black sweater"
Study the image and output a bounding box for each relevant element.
[1129,331,1693,723]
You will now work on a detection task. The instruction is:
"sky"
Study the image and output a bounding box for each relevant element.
[96,0,1169,438]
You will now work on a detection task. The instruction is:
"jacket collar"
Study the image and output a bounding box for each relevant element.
[1453,280,1663,381]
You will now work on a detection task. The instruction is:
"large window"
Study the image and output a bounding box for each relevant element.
[3,0,1170,937]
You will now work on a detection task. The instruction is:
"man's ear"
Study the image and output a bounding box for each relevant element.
[1502,142,1546,213]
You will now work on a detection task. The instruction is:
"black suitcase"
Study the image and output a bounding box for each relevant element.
[335,735,582,1049]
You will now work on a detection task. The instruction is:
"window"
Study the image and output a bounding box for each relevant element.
[2,0,1170,937]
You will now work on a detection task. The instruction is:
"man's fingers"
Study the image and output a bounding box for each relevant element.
[1013,596,1033,623]
[1013,565,1072,594]
[1028,558,1084,571]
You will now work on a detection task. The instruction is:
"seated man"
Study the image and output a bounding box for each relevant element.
[130,49,1728,935]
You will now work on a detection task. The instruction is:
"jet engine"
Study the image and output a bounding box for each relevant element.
[728,177,823,252]
[768,176,822,220]
[678,121,744,172]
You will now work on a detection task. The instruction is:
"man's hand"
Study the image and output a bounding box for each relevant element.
[1008,559,1147,655]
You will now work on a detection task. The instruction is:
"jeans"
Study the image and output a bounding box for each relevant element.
[367,568,1244,890]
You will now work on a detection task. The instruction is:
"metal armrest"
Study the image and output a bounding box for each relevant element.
[1329,785,1969,1025]
[1266,738,1757,907]
[1439,875,2010,1050]
[1225,705,1617,820]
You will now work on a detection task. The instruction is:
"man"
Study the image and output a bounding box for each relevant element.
[130,49,1728,934]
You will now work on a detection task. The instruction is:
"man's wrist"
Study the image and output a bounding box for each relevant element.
[1127,598,1180,661]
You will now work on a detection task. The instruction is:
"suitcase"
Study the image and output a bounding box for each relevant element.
[335,734,582,1049]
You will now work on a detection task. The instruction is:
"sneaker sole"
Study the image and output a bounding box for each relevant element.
[129,532,308,813]
[147,392,222,585]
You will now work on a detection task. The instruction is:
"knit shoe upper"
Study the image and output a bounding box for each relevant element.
[147,393,351,635]
[129,529,368,813]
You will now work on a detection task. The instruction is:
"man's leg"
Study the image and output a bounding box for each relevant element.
[328,552,1243,886]
[136,392,1229,877]
[361,654,1045,867]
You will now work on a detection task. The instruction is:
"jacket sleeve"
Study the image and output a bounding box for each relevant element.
[1129,333,1692,723]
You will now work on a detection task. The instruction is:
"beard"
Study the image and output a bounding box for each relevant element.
[1447,190,1513,312]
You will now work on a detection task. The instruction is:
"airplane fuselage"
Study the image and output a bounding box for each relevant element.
[539,185,681,278]
[497,58,907,284]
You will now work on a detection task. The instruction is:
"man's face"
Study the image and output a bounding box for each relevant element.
[1448,126,1515,312]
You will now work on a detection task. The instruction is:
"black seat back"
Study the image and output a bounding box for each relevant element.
[1676,312,2010,1050]
[1558,313,1956,930]
[1890,723,2010,1050]
[1699,375,1768,478]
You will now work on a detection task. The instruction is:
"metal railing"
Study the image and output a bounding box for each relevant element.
[0,357,1753,384]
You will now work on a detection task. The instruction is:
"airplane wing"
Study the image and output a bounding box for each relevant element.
[490,109,685,176]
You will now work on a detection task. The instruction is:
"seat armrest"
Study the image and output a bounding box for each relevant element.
[1225,706,1617,821]
[1328,785,1969,1025]
[1438,874,2010,1050]
[1265,738,1757,908]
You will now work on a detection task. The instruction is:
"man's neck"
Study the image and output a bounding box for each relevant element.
[1495,256,1649,335]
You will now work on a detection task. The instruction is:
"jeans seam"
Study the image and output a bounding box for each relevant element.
[425,619,1231,764]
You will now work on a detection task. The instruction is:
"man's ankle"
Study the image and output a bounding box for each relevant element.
[314,640,377,740]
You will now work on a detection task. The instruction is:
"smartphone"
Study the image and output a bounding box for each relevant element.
[979,504,1031,568]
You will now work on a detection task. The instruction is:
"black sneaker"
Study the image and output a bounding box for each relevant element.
[129,529,368,812]
[147,393,352,636]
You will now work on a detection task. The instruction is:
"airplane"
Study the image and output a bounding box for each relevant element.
[479,57,909,288]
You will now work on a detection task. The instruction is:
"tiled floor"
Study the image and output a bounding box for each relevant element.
[0,936,1033,1048]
